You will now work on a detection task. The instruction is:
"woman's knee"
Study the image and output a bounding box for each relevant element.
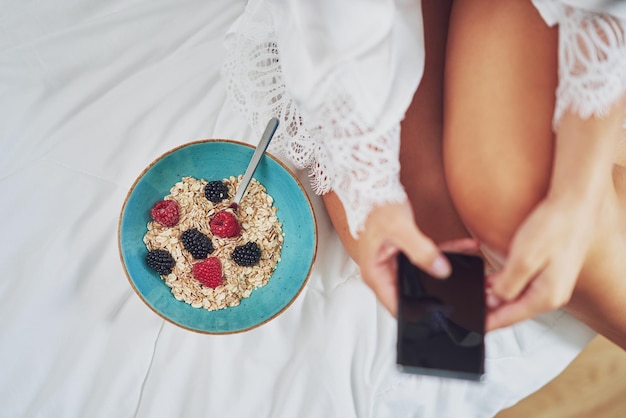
[442,0,558,253]
[444,152,549,254]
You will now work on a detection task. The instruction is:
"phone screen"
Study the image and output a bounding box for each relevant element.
[396,252,486,381]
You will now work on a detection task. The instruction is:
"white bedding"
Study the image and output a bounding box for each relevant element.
[0,0,597,417]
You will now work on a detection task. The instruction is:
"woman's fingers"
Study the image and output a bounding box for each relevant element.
[369,234,478,315]
[396,225,451,279]
[486,288,540,331]
[486,266,551,330]
[357,201,452,316]
[362,201,451,277]
[486,260,576,330]
[484,220,551,327]
[359,246,400,316]
[439,237,481,254]
[359,226,444,316]
[487,211,552,303]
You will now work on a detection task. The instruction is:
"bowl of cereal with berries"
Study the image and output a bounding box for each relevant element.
[118,139,317,334]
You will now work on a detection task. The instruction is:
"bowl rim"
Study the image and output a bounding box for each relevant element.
[117,138,318,334]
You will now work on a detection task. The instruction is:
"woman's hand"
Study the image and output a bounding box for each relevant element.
[485,193,602,331]
[356,200,479,316]
[485,100,624,330]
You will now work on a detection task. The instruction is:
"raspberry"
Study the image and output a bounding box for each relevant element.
[145,249,176,275]
[204,180,229,203]
[150,200,179,227]
[192,257,223,288]
[181,228,214,259]
[232,242,261,266]
[209,211,240,238]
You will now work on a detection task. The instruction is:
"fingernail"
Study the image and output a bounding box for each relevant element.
[486,293,501,309]
[432,256,451,277]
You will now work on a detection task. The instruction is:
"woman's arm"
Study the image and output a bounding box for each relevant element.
[485,4,626,330]
[487,95,626,330]
[323,192,453,316]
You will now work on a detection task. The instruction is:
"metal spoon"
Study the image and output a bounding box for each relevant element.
[229,117,279,210]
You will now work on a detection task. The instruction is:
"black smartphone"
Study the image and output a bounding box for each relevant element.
[396,251,486,381]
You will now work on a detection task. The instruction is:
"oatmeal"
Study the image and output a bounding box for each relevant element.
[143,176,283,311]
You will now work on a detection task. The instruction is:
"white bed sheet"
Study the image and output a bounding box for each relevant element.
[0,0,597,417]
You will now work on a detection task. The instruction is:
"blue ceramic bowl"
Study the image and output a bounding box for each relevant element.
[118,139,317,334]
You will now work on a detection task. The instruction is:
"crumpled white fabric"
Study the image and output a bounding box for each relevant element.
[0,0,600,416]
[223,0,424,237]
[532,0,626,128]
[225,0,626,238]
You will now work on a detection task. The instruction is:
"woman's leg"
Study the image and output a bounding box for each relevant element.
[444,0,626,348]
[399,0,470,244]
[322,0,470,262]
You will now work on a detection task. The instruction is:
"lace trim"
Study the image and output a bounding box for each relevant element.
[222,5,407,237]
[222,19,322,178]
[555,7,626,129]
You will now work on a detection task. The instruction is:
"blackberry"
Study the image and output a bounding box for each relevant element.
[181,228,214,259]
[231,242,261,266]
[145,249,176,275]
[204,180,229,203]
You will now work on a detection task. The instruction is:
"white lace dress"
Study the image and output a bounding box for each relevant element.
[533,0,626,128]
[223,0,626,238]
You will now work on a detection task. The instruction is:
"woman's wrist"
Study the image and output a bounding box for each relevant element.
[547,169,610,212]
[547,102,625,209]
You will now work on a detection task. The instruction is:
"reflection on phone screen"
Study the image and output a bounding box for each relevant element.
[396,252,486,381]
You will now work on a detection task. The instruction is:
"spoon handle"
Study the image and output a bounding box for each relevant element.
[232,117,279,208]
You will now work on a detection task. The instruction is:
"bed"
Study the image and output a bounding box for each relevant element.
[0,0,598,416]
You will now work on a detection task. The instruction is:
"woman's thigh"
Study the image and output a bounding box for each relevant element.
[443,0,626,348]
[399,0,470,244]
[443,0,558,252]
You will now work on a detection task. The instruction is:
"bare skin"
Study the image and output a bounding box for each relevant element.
[322,0,468,261]
[443,0,626,348]
[322,0,477,316]
[323,0,626,350]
